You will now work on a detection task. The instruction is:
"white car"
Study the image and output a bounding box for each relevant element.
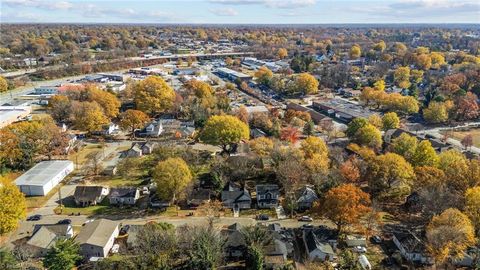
[353,246,367,253]
[298,216,314,222]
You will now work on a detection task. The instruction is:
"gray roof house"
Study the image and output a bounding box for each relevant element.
[297,185,318,210]
[392,231,432,264]
[74,186,110,207]
[76,219,119,258]
[221,182,251,210]
[256,184,280,209]
[109,187,140,205]
[222,223,246,259]
[26,224,73,257]
[304,230,336,262]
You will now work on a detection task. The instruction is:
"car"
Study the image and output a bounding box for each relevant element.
[371,235,382,244]
[27,214,42,221]
[57,219,72,225]
[256,214,270,221]
[82,219,95,226]
[119,225,130,235]
[302,224,314,229]
[298,216,313,222]
[353,246,367,253]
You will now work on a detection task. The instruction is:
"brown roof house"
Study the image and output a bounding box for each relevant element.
[76,219,119,258]
[74,186,110,207]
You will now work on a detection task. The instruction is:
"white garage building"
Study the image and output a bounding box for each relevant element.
[15,160,74,196]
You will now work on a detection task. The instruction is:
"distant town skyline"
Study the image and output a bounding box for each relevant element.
[2,0,480,24]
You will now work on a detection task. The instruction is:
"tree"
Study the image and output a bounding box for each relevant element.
[0,129,21,170]
[0,247,18,269]
[340,157,361,182]
[303,120,314,135]
[295,73,319,95]
[85,85,120,118]
[367,153,415,198]
[346,118,368,138]
[48,95,71,123]
[241,225,272,270]
[373,40,386,52]
[249,137,274,157]
[368,114,382,129]
[465,187,480,231]
[430,52,445,69]
[236,106,249,124]
[119,109,149,138]
[43,239,81,270]
[153,158,192,203]
[461,134,474,150]
[394,66,411,89]
[338,250,362,270]
[456,92,480,121]
[373,80,385,91]
[412,140,438,167]
[0,76,8,92]
[414,166,446,191]
[277,48,288,59]
[426,208,475,265]
[319,184,371,232]
[134,76,176,115]
[182,224,224,270]
[185,79,214,99]
[415,53,432,70]
[353,124,382,149]
[389,133,418,162]
[71,101,109,133]
[200,115,250,153]
[0,177,26,235]
[423,101,450,123]
[254,66,273,86]
[349,45,362,59]
[280,127,300,144]
[438,149,469,192]
[382,112,400,131]
[301,136,330,174]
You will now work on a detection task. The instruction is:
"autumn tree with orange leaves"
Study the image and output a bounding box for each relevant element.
[280,127,300,144]
[317,184,371,232]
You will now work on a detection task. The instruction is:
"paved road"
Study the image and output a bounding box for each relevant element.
[417,122,480,154]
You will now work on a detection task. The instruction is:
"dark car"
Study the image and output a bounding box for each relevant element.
[27,214,42,221]
[371,235,382,244]
[57,219,72,225]
[119,225,130,235]
[256,214,270,221]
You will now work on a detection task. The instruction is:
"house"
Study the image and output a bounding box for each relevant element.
[26,224,73,257]
[141,141,158,154]
[123,143,143,158]
[76,219,119,258]
[256,184,280,208]
[175,126,196,138]
[143,120,164,137]
[221,182,251,210]
[187,189,211,207]
[74,186,110,207]
[392,231,432,264]
[15,160,74,196]
[109,187,140,205]
[297,185,318,211]
[251,128,267,138]
[265,239,289,268]
[304,230,336,262]
[64,134,77,154]
[222,223,246,259]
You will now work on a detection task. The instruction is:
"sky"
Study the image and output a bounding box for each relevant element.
[1,0,480,24]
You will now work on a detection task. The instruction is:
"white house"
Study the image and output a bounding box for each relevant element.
[304,230,336,262]
[76,219,119,258]
[15,160,74,196]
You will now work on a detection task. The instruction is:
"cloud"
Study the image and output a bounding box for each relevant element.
[3,0,73,10]
[209,0,316,9]
[210,7,238,16]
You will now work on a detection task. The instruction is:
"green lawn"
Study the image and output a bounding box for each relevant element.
[240,208,276,218]
[92,176,146,187]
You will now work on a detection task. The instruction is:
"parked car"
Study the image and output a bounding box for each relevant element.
[27,214,42,221]
[256,214,270,221]
[57,219,72,225]
[302,224,314,229]
[353,246,367,253]
[298,216,313,222]
[82,219,95,226]
[371,235,382,244]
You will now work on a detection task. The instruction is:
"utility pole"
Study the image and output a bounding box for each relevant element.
[58,187,63,214]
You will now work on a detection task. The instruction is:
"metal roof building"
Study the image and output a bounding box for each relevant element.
[15,160,74,196]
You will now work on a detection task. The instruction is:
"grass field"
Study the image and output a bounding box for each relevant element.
[441,128,480,147]
[69,143,103,166]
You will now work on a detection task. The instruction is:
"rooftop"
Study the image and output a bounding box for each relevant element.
[75,219,118,247]
[15,160,74,186]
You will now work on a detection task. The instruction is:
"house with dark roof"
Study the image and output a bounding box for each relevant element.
[256,184,280,208]
[303,230,336,262]
[392,231,432,264]
[26,224,73,257]
[74,186,110,207]
[187,188,212,207]
[222,223,246,259]
[109,187,140,205]
[297,185,318,211]
[76,219,119,258]
[221,182,251,210]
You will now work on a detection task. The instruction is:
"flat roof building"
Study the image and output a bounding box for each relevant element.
[15,160,74,196]
[0,105,32,128]
[216,67,252,82]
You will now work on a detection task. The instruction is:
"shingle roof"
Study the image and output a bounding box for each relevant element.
[28,224,71,249]
[74,186,106,202]
[75,219,118,247]
[109,187,138,198]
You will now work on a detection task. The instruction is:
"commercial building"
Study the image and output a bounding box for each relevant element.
[215,67,252,82]
[0,105,32,128]
[15,160,74,196]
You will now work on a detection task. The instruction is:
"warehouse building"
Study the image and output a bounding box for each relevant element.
[15,160,74,196]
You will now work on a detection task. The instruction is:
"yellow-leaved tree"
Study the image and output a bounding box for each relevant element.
[300,136,329,174]
[0,177,26,235]
[134,76,176,115]
[153,157,193,203]
[200,115,249,154]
